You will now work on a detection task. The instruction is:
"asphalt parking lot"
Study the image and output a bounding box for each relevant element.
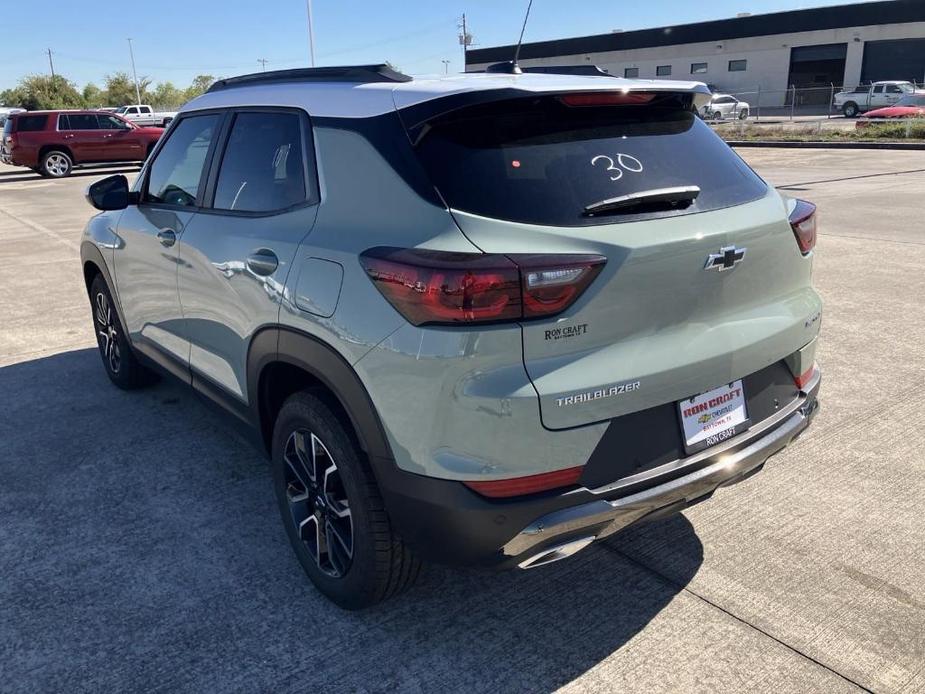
[1,150,924,693]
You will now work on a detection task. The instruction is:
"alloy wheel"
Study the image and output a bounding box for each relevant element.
[45,153,69,177]
[283,429,354,578]
[95,291,121,374]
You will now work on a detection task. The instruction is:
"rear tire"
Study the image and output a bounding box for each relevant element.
[842,102,859,118]
[712,111,723,121]
[89,274,157,390]
[271,391,421,609]
[738,108,748,120]
[39,150,72,178]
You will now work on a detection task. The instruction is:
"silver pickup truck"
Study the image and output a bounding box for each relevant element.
[833,81,919,117]
[114,104,177,128]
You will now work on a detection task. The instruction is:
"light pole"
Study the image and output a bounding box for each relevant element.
[441,60,450,75]
[306,0,316,67]
[127,38,142,105]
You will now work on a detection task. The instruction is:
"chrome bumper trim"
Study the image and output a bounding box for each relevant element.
[588,368,820,496]
[505,398,817,561]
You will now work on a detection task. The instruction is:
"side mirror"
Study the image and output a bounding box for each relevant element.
[86,175,137,211]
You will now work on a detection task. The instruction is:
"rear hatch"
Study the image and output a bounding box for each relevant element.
[404,87,820,430]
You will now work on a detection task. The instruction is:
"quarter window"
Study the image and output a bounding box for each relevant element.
[145,113,220,207]
[656,65,672,77]
[691,63,708,74]
[624,67,639,78]
[728,59,747,72]
[213,111,309,213]
[15,114,48,132]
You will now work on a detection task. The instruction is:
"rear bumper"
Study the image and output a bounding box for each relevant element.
[376,369,820,569]
[508,383,818,568]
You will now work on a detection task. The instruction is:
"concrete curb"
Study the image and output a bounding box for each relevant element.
[726,140,925,150]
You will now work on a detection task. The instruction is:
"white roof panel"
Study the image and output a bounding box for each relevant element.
[181,72,710,119]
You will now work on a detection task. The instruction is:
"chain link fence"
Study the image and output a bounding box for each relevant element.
[702,83,924,121]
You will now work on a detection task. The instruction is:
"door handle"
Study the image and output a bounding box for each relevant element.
[157,229,177,247]
[246,249,279,276]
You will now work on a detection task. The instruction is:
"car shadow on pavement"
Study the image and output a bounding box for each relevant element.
[0,348,704,694]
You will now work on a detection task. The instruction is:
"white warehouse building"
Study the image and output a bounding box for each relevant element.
[465,0,925,107]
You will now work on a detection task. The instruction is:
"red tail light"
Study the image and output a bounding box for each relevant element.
[558,92,656,107]
[794,364,818,389]
[360,248,605,326]
[789,199,817,255]
[462,465,584,498]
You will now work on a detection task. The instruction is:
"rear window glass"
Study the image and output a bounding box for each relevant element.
[412,94,768,227]
[14,114,48,132]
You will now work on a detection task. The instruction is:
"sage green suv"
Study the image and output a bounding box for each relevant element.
[81,65,821,609]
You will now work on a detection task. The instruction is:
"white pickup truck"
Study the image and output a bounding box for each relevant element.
[834,81,920,117]
[114,104,177,128]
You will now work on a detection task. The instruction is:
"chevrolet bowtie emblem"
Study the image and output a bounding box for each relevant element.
[705,245,747,272]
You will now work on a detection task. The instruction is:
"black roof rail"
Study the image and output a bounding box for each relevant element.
[478,63,615,77]
[207,64,412,92]
[520,65,615,77]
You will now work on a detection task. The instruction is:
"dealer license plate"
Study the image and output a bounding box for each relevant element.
[678,380,750,454]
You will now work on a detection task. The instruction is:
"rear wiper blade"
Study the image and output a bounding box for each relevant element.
[583,186,701,216]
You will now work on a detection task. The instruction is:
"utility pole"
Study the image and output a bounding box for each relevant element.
[258,58,269,72]
[458,14,473,71]
[127,38,142,106]
[306,0,316,67]
[46,49,56,79]
[441,59,450,75]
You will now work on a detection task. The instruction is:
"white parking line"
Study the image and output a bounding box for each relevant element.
[0,206,80,251]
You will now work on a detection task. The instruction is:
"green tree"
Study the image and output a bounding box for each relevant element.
[104,72,151,106]
[82,83,104,108]
[183,74,216,102]
[1,74,84,110]
[150,81,183,109]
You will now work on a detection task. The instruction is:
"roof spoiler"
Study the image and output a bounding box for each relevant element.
[207,64,413,92]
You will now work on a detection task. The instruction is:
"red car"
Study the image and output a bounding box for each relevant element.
[0,110,164,177]
[856,94,925,128]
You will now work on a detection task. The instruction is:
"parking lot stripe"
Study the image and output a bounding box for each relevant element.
[0,206,80,251]
[601,543,872,692]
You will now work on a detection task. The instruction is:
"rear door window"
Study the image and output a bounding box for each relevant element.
[411,93,768,227]
[145,113,220,207]
[212,111,310,213]
[61,114,99,130]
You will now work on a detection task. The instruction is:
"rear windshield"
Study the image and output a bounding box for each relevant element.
[2,119,11,136]
[412,94,768,226]
[13,114,49,132]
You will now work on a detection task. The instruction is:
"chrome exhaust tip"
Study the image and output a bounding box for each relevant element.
[517,535,596,570]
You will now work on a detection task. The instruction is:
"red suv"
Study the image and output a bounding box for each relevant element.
[0,110,164,178]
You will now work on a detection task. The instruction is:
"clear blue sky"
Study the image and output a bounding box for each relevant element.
[2,0,876,90]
